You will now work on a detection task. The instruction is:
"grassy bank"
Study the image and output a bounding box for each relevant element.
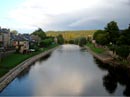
[0,44,58,77]
[86,43,130,67]
[86,43,105,54]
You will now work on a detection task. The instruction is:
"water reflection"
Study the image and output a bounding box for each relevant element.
[18,53,52,80]
[103,73,118,93]
[124,83,130,96]
[94,58,109,71]
[95,59,130,96]
[38,53,52,62]
[17,66,31,80]
[0,45,129,96]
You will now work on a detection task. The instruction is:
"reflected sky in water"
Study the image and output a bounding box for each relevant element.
[0,44,127,96]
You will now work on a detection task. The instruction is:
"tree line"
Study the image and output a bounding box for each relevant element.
[93,21,130,60]
[46,30,95,46]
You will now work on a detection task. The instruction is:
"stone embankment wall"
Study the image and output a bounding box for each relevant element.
[0,47,57,92]
[85,46,113,63]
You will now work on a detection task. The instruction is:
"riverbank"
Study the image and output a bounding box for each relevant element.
[85,45,130,70]
[85,46,113,63]
[0,45,59,92]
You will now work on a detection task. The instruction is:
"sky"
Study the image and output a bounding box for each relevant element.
[0,0,130,33]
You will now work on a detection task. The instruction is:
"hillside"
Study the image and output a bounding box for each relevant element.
[46,30,96,41]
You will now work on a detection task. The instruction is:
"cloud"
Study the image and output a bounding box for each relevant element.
[8,0,130,33]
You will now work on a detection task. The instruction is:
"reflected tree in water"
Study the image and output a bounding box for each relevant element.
[39,53,52,63]
[94,58,110,71]
[123,83,130,96]
[17,66,31,80]
[103,73,117,93]
[95,56,130,96]
[101,64,130,96]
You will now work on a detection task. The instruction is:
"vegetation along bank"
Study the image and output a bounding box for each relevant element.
[85,21,130,73]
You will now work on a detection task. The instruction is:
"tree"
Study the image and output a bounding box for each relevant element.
[11,30,18,35]
[117,35,126,45]
[40,38,53,47]
[57,34,64,44]
[105,21,119,44]
[74,38,79,45]
[79,37,87,46]
[29,42,39,51]
[117,25,130,45]
[122,27,130,45]
[32,28,46,39]
[93,30,104,40]
[69,40,75,44]
[115,45,130,60]
[93,30,109,45]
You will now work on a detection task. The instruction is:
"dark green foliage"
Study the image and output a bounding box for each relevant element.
[40,38,53,47]
[105,21,119,44]
[93,22,130,60]
[57,34,64,44]
[65,37,87,46]
[32,28,46,39]
[115,45,130,59]
[105,21,119,32]
[117,25,130,45]
[117,35,126,45]
[93,30,109,45]
[74,38,79,45]
[79,37,87,46]
[69,40,75,44]
[93,30,104,40]
[32,28,53,48]
[108,45,116,52]
[29,42,39,51]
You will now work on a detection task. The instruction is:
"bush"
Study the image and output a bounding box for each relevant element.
[29,42,39,51]
[115,45,130,59]
[40,38,53,47]
[79,37,87,46]
[57,34,64,44]
[69,40,75,44]
[74,38,79,45]
[93,30,109,45]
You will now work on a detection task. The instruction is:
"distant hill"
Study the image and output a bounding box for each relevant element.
[46,30,96,41]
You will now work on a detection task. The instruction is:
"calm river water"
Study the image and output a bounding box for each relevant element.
[0,44,130,96]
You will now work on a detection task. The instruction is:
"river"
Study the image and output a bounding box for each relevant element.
[0,44,130,96]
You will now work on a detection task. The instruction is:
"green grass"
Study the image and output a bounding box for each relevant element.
[0,68,8,77]
[86,43,105,54]
[0,44,58,77]
[1,53,38,68]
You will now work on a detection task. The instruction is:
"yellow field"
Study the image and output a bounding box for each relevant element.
[46,30,96,40]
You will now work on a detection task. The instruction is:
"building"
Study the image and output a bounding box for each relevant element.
[10,33,30,53]
[0,27,10,48]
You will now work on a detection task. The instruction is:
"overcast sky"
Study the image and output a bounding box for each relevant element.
[0,0,130,33]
